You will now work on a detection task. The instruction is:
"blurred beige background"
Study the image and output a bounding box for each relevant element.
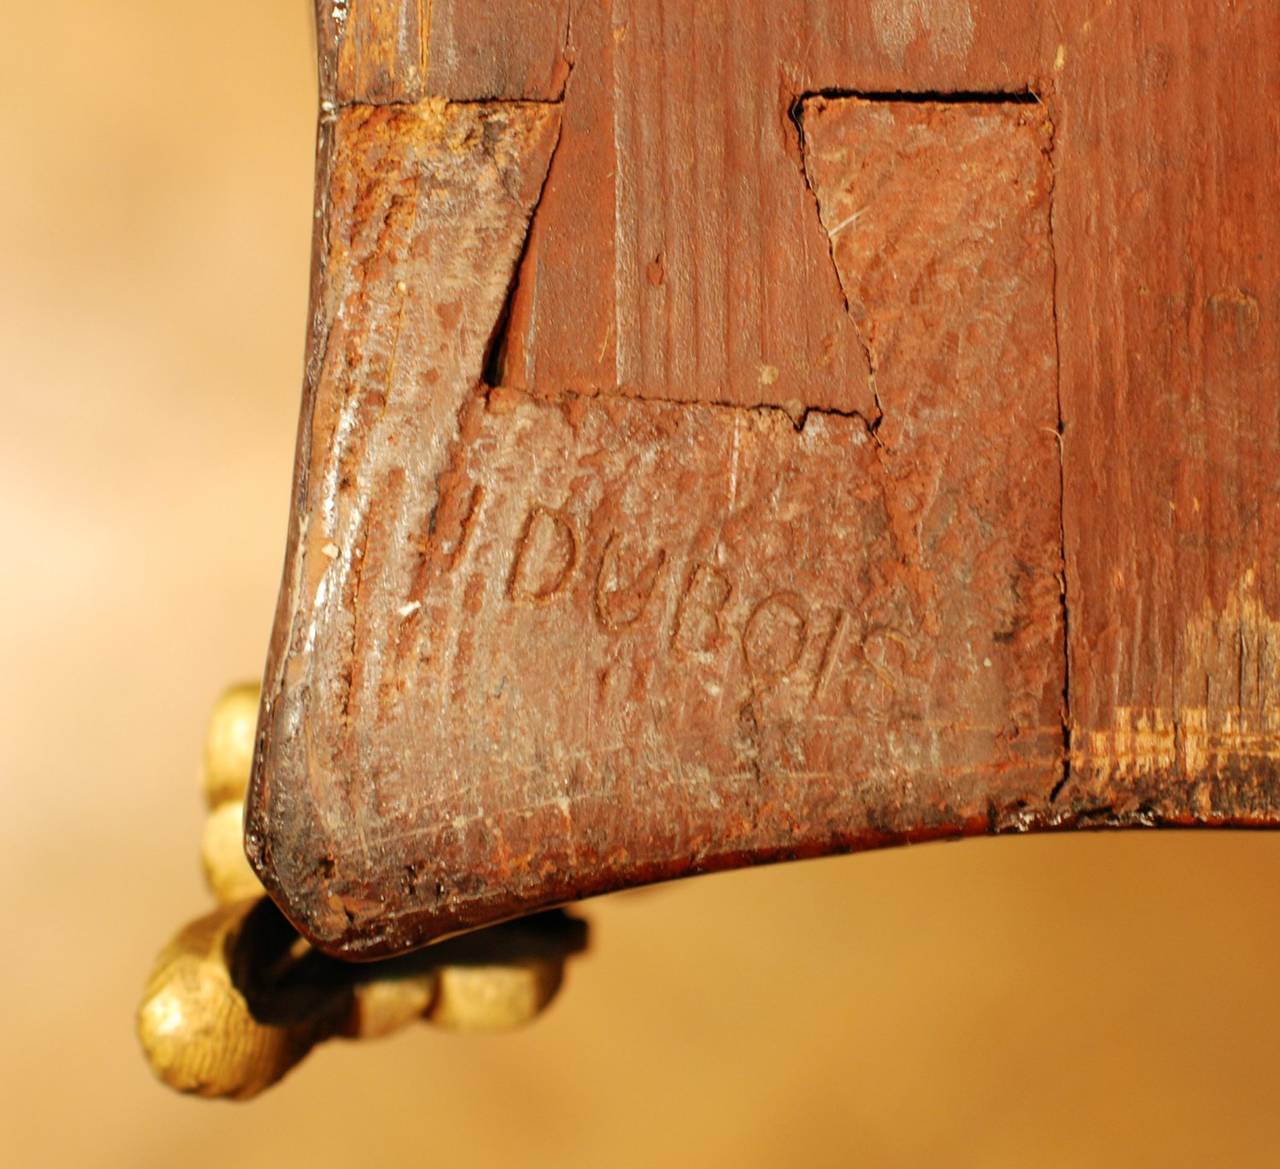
[2,2,1279,1166]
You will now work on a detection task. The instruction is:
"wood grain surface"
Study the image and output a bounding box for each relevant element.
[247,0,1280,957]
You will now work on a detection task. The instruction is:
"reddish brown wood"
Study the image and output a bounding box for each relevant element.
[1053,1,1280,818]
[247,0,1280,958]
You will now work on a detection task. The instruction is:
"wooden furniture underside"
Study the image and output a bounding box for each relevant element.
[244,0,1280,958]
